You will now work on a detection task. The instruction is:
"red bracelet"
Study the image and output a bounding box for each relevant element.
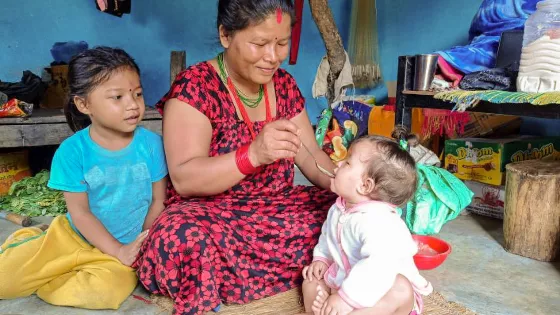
[236,144,259,175]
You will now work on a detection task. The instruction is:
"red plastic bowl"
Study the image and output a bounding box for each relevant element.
[411,235,452,270]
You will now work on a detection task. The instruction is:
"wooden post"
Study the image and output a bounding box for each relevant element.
[504,160,560,261]
[309,0,345,105]
[170,51,186,86]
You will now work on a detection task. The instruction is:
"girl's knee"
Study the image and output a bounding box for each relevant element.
[81,269,137,309]
[0,259,34,299]
[392,275,414,312]
[0,271,30,299]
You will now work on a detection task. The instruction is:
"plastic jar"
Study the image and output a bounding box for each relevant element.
[517,0,560,93]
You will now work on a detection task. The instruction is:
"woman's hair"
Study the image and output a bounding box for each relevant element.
[217,0,296,35]
[352,131,418,207]
[64,46,140,132]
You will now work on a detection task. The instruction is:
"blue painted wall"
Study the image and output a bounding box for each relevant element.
[0,0,480,121]
[1,0,558,133]
[0,0,349,122]
[357,0,483,100]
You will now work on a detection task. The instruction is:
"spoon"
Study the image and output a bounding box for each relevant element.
[300,141,335,178]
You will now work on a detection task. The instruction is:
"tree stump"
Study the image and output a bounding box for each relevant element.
[504,160,560,261]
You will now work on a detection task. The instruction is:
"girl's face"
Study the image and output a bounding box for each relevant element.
[220,12,291,85]
[76,67,145,135]
[331,141,374,204]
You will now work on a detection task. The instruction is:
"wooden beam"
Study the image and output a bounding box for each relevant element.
[170,51,186,85]
[309,0,345,105]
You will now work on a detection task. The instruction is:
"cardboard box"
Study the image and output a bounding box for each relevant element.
[0,151,32,195]
[461,113,522,138]
[444,136,560,185]
[464,181,505,219]
[40,65,68,109]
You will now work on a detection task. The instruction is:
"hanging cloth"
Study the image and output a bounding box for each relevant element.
[95,0,131,17]
[312,51,354,104]
[348,0,381,88]
[289,0,304,65]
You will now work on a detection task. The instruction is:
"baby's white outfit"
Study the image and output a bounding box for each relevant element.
[313,198,433,313]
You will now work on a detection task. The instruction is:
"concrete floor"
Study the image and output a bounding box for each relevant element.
[423,215,560,315]
[1,171,559,314]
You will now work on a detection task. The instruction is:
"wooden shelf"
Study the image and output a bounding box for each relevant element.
[402,90,436,96]
[404,93,560,119]
[0,107,161,125]
[0,107,161,148]
[395,56,560,127]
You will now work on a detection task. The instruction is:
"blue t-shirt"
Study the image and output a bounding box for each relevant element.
[48,126,168,244]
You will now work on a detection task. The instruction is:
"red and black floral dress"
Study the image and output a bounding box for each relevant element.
[134,62,336,314]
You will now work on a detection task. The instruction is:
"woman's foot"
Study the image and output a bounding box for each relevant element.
[312,285,329,315]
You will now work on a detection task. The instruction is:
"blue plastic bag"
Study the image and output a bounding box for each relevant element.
[50,41,89,64]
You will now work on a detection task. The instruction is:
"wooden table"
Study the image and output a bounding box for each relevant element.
[0,108,162,148]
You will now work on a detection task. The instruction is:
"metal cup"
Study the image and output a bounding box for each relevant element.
[413,54,438,91]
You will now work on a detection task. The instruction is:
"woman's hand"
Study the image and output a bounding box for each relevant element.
[249,119,301,166]
[303,261,328,282]
[116,230,149,266]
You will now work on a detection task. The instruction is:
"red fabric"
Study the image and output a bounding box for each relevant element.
[289,0,304,65]
[135,62,336,314]
[421,109,470,138]
[437,56,464,87]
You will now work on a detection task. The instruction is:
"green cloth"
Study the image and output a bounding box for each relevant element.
[402,164,474,235]
[434,90,560,111]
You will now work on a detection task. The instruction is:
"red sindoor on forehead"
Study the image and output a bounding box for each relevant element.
[276,8,282,24]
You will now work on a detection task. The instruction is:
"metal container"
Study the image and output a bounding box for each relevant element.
[413,54,438,91]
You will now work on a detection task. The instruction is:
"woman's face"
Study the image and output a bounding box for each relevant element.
[220,12,291,85]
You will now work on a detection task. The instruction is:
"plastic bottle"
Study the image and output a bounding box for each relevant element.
[517,0,560,93]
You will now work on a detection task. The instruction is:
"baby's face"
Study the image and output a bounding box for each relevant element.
[331,141,372,203]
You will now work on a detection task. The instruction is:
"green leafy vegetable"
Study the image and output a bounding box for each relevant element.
[0,170,66,217]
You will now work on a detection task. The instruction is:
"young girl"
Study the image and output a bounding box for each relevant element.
[0,47,168,310]
[301,134,433,315]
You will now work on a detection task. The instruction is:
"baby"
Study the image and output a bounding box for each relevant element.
[301,134,433,315]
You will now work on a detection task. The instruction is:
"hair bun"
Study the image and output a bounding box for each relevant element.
[391,125,419,148]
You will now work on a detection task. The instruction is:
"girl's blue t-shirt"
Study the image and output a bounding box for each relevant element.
[48,126,168,244]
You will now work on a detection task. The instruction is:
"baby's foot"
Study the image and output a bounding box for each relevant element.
[312,286,329,315]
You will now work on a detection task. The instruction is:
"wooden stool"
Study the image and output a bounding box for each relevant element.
[504,160,560,261]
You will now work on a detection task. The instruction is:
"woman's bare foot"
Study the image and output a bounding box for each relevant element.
[312,285,330,315]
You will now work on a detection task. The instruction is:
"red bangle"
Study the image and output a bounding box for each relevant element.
[236,144,259,175]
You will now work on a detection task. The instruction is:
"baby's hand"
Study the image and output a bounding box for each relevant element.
[116,230,149,266]
[320,293,353,315]
[302,260,327,281]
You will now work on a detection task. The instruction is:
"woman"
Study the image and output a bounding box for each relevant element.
[134,0,336,314]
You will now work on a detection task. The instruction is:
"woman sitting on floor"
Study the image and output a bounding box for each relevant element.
[134,0,337,314]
